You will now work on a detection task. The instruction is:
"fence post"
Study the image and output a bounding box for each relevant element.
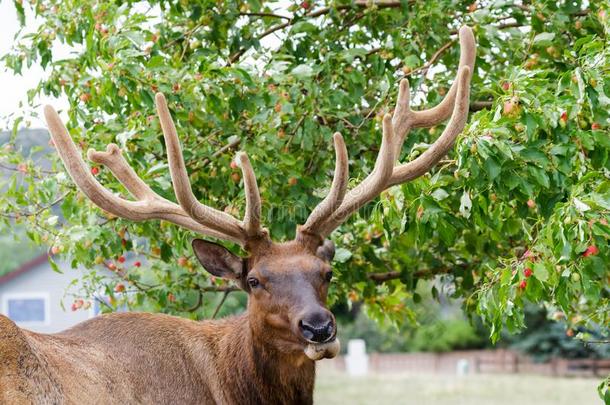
[551,358,557,376]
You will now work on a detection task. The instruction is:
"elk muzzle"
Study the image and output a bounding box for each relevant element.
[297,310,339,360]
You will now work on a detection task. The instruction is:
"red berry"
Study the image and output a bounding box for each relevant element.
[230,160,238,170]
[582,245,599,257]
[134,261,141,267]
[518,280,527,289]
[114,283,125,293]
[527,199,536,208]
[501,82,510,91]
[560,111,568,122]
[591,122,601,130]
[301,1,310,9]
[524,268,533,278]
[107,262,117,271]
[71,303,78,312]
[91,167,99,175]
[118,255,126,263]
[177,257,188,267]
[121,238,127,248]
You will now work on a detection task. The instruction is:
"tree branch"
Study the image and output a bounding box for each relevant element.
[368,265,462,283]
[0,192,69,219]
[212,290,232,318]
[187,291,203,312]
[200,137,242,168]
[200,285,240,292]
[470,100,494,111]
[399,40,455,74]
[239,12,291,21]
[228,0,413,64]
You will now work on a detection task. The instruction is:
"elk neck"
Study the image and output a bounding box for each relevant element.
[198,310,316,404]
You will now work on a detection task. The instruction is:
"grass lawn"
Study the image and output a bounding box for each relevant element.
[314,370,602,405]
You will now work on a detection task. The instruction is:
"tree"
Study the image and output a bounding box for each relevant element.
[1,0,608,371]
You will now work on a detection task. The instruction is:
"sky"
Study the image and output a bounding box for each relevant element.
[0,1,68,129]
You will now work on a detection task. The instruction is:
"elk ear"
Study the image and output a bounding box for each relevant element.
[316,239,335,262]
[192,239,244,280]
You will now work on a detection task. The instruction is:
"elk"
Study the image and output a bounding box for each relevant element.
[0,26,475,404]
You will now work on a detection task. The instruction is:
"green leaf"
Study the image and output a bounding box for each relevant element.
[48,256,63,274]
[334,248,352,263]
[533,32,555,46]
[291,64,314,79]
[533,262,549,282]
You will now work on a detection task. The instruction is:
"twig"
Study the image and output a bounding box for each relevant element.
[470,100,494,111]
[187,291,203,312]
[200,137,242,168]
[399,40,455,74]
[368,263,469,283]
[201,285,240,292]
[228,1,414,64]
[0,192,69,219]
[239,12,291,21]
[212,290,232,319]
[0,162,58,178]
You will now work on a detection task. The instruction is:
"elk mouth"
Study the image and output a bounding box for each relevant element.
[304,337,340,361]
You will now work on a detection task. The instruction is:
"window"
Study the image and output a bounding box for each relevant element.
[2,293,50,325]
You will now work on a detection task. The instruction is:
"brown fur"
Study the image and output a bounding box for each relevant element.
[0,240,332,404]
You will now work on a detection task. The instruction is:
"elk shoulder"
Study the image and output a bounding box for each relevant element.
[0,315,63,404]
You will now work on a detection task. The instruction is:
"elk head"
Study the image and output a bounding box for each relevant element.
[44,27,476,361]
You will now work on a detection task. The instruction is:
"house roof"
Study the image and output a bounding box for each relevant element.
[0,254,49,285]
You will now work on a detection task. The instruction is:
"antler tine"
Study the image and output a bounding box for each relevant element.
[44,106,243,244]
[409,26,476,128]
[391,26,475,156]
[87,144,157,201]
[301,25,476,240]
[235,152,263,238]
[155,93,246,243]
[389,65,471,186]
[301,132,349,233]
[315,115,396,238]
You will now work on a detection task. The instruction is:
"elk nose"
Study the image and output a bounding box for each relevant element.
[299,316,335,343]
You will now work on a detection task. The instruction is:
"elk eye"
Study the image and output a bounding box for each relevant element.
[325,271,333,282]
[247,277,260,288]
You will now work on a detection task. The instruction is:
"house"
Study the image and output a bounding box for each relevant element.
[1,130,136,334]
[0,254,97,333]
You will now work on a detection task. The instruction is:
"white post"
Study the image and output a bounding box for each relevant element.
[456,358,470,375]
[345,339,368,376]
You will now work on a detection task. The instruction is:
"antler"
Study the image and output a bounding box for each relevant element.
[300,26,476,239]
[44,95,266,247]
